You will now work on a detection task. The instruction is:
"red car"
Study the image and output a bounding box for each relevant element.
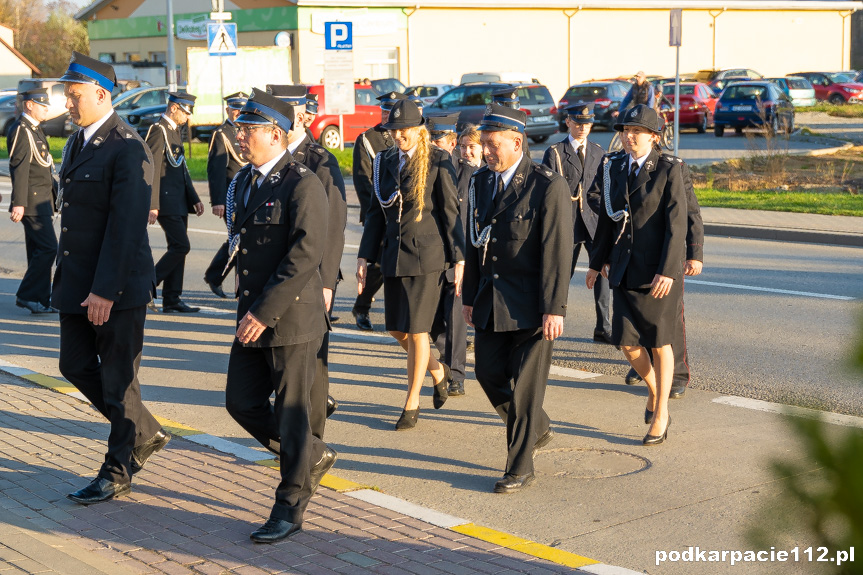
[660,82,717,133]
[306,84,380,149]
[790,72,863,104]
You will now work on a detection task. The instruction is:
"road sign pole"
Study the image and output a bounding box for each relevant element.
[338,114,344,151]
[166,0,177,91]
[219,55,225,123]
[674,46,680,157]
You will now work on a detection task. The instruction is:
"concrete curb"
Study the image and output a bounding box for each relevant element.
[703,222,863,247]
[0,358,644,575]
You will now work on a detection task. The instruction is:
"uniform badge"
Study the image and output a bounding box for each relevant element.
[646,160,654,170]
[630,109,638,118]
[487,174,494,184]
[231,213,236,222]
[514,173,524,185]
[394,108,401,118]
[485,104,493,115]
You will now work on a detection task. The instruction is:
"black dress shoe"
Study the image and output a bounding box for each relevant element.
[67,477,130,505]
[643,416,671,446]
[16,299,55,314]
[670,383,686,399]
[326,395,338,418]
[395,408,419,430]
[447,379,465,396]
[593,329,613,344]
[163,301,200,313]
[493,472,535,494]
[351,309,373,331]
[533,429,554,458]
[625,367,643,385]
[329,314,340,324]
[310,446,338,494]
[250,518,302,543]
[204,278,228,298]
[131,428,171,474]
[644,409,654,425]
[147,299,158,312]
[433,363,450,409]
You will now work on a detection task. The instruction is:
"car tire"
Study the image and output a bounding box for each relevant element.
[320,126,341,150]
[734,127,744,135]
[714,125,724,137]
[829,93,846,106]
[697,113,707,134]
[530,135,549,144]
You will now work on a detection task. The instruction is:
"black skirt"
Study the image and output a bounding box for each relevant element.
[611,277,683,348]
[383,272,444,333]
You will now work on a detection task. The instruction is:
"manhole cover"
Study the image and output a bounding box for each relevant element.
[534,448,650,479]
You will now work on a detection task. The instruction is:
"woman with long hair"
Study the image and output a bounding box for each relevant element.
[586,104,687,445]
[357,99,465,430]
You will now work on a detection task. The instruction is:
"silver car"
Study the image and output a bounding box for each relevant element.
[0,94,18,137]
[772,76,817,107]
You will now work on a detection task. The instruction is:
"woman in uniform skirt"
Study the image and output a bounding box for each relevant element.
[357,99,465,430]
[586,104,687,445]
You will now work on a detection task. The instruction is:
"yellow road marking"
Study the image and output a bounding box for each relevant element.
[452,523,599,568]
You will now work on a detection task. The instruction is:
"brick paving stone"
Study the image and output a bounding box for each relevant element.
[293,564,342,575]
[430,560,478,575]
[190,561,230,574]
[330,536,374,554]
[127,548,170,565]
[230,566,270,575]
[115,558,161,574]
[153,561,198,575]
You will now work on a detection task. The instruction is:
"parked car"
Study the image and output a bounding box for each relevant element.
[459,72,539,85]
[113,86,169,121]
[370,78,406,96]
[405,84,455,106]
[0,93,18,137]
[713,81,794,137]
[555,81,629,130]
[789,72,863,104]
[125,103,167,138]
[694,68,763,92]
[306,83,380,149]
[660,82,717,133]
[427,82,558,143]
[768,77,816,107]
[16,78,73,137]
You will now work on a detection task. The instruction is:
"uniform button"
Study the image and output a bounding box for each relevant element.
[492,237,497,243]
[118,291,123,295]
[396,235,400,240]
[491,218,497,224]
[63,202,69,207]
[62,227,67,232]
[63,250,69,256]
[627,248,631,253]
[243,290,249,296]
[33,192,36,195]
[266,217,271,222]
[492,256,497,261]
[627,234,631,239]
[493,273,499,279]
[295,296,300,301]
[85,174,90,178]
[242,269,249,276]
[241,248,247,255]
[240,228,246,234]
[65,178,70,184]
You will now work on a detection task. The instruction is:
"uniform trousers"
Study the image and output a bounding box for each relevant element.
[571,238,610,335]
[204,241,235,288]
[155,215,190,305]
[309,331,330,441]
[430,270,466,384]
[18,215,57,306]
[59,307,161,484]
[226,337,326,524]
[353,261,383,315]
[474,325,552,476]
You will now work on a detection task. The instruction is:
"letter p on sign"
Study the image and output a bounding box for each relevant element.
[325,21,353,50]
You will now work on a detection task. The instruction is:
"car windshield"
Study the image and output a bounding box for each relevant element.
[517,86,553,105]
[786,78,811,90]
[371,79,406,95]
[827,72,854,83]
[662,85,696,96]
[564,85,607,99]
[723,85,768,100]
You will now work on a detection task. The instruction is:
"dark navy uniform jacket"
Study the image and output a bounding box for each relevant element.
[358,146,465,278]
[462,153,573,332]
[291,135,347,291]
[231,152,329,348]
[207,120,245,207]
[541,137,603,243]
[7,115,55,217]
[352,126,394,224]
[52,113,156,312]
[145,117,200,215]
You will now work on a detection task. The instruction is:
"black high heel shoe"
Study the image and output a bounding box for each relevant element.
[644,409,654,425]
[433,363,450,410]
[643,416,671,446]
[395,408,419,430]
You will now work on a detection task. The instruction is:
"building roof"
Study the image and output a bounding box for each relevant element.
[296,0,863,9]
[0,35,41,75]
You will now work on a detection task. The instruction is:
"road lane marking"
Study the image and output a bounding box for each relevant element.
[571,266,856,301]
[452,523,599,569]
[347,489,469,528]
[713,396,863,429]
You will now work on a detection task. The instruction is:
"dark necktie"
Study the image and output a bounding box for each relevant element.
[628,162,639,190]
[244,169,261,207]
[493,174,505,209]
[577,145,585,169]
[67,129,85,165]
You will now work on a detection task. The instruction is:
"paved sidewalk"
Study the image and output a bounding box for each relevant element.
[0,372,586,575]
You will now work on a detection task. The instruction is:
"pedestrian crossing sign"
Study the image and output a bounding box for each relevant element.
[208,22,237,56]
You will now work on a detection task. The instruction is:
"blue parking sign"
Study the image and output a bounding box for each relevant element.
[324,22,352,50]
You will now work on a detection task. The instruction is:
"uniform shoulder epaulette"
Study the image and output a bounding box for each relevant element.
[308,142,327,157]
[116,122,140,141]
[532,163,555,180]
[474,164,491,176]
[288,160,314,177]
[660,153,683,164]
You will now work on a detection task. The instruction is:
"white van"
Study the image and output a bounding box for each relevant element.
[460,72,539,85]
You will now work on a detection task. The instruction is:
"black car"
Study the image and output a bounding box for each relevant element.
[555,81,629,130]
[427,82,558,143]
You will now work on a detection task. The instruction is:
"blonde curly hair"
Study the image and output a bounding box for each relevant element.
[401,126,431,222]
